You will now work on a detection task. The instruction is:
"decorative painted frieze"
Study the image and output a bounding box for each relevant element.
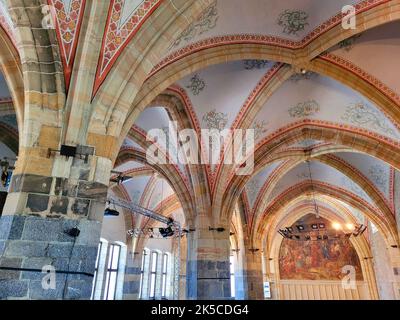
[48,0,86,89]
[94,0,163,95]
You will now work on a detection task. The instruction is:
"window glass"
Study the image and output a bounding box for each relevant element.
[104,243,121,300]
[90,242,103,300]
[161,253,169,298]
[139,250,147,299]
[230,255,235,298]
[149,252,158,298]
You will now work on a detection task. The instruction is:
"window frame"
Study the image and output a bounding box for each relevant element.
[90,241,103,300]
[138,249,148,299]
[230,255,235,298]
[161,253,169,299]
[103,243,122,300]
[149,251,159,299]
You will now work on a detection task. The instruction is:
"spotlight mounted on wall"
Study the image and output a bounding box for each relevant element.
[104,201,120,216]
[209,227,226,233]
[104,208,120,216]
[278,221,367,241]
[110,170,132,184]
[47,145,94,163]
[249,248,260,253]
[65,227,80,238]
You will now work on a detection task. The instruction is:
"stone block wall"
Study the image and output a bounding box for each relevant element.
[0,215,101,299]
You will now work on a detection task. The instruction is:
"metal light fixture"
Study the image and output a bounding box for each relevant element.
[209,227,226,232]
[104,201,120,216]
[279,221,366,241]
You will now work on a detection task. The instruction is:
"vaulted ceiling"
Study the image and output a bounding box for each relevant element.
[0,0,399,243]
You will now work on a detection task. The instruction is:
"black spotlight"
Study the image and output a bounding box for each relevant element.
[209,227,226,232]
[104,208,120,216]
[159,227,174,238]
[296,225,305,231]
[66,227,80,238]
[60,145,77,157]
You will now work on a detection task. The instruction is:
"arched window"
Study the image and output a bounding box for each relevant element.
[149,251,159,299]
[90,241,103,299]
[139,249,149,299]
[161,253,169,299]
[230,255,235,298]
[91,238,108,300]
[103,242,127,300]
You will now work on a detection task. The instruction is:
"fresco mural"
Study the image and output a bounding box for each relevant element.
[279,214,363,281]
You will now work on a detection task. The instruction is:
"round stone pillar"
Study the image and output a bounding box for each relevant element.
[186,215,231,300]
[0,151,111,300]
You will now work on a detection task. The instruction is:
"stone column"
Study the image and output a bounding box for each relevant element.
[241,249,264,300]
[0,152,111,300]
[186,215,231,300]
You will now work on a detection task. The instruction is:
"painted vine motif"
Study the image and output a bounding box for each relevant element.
[170,0,219,49]
[289,100,320,118]
[202,109,228,131]
[341,102,396,137]
[185,74,206,95]
[296,171,311,180]
[252,120,269,140]
[277,9,309,36]
[243,60,269,70]
[289,71,318,83]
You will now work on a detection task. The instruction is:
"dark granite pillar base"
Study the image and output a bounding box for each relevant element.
[243,270,264,300]
[187,259,231,300]
[241,251,264,300]
[0,215,101,300]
